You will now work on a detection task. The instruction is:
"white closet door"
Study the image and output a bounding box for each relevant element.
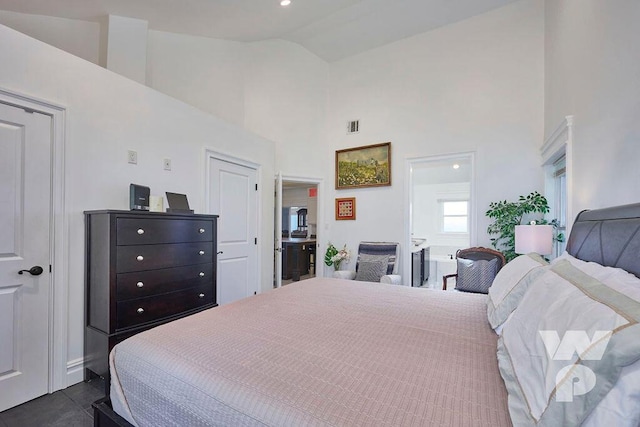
[0,103,52,411]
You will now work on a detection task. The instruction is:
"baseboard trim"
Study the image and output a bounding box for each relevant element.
[66,357,85,386]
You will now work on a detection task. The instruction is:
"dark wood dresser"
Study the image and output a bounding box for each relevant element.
[84,210,218,390]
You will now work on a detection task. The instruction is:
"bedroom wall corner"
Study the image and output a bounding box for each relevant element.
[544,0,640,215]
[322,0,545,279]
[0,23,275,387]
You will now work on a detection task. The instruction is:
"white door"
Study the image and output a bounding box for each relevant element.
[209,158,258,305]
[0,103,52,411]
[274,173,282,288]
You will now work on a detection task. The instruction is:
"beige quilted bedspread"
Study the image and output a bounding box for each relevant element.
[110,278,511,426]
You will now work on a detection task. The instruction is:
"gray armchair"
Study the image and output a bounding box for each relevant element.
[333,242,401,285]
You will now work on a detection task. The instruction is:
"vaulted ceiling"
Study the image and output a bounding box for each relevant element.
[0,0,520,62]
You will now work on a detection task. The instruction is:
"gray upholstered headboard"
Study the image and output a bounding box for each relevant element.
[566,202,640,278]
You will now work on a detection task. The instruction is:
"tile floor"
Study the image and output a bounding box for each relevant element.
[0,378,105,427]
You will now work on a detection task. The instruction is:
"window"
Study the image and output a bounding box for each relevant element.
[289,207,300,232]
[553,156,567,255]
[541,115,572,259]
[441,200,469,233]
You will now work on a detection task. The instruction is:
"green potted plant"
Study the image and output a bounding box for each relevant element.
[486,191,564,262]
[324,243,351,270]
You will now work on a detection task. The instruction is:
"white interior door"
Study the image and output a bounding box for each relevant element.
[274,173,282,288]
[0,103,52,411]
[209,158,258,305]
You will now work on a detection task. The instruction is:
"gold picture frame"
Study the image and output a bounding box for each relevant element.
[335,197,356,220]
[335,142,391,189]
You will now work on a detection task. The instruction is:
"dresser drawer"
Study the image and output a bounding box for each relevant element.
[116,242,213,273]
[116,285,214,330]
[116,218,214,245]
[116,263,214,301]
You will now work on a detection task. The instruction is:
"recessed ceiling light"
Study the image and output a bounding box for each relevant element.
[280,0,291,6]
[453,164,460,169]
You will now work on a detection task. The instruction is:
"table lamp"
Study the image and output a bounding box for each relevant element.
[515,223,553,255]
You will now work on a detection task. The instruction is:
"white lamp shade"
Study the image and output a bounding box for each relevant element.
[515,224,553,255]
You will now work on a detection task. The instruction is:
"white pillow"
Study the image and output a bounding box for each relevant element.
[553,252,640,302]
[498,259,640,426]
[553,252,640,426]
[487,253,548,329]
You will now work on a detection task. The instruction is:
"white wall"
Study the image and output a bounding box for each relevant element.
[0,24,275,385]
[105,15,148,84]
[283,187,313,208]
[144,35,331,169]
[244,40,329,174]
[147,31,247,127]
[323,0,545,280]
[0,10,100,64]
[0,11,329,148]
[545,0,640,215]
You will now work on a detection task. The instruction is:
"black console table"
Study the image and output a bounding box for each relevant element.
[282,238,316,281]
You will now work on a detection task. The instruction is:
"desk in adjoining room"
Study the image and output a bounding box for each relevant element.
[282,238,316,281]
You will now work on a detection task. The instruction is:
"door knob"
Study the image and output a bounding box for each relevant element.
[18,266,44,276]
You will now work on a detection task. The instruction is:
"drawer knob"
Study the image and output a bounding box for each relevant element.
[136,255,144,261]
[137,228,144,235]
[199,250,205,255]
[137,308,144,314]
[199,228,205,234]
[199,293,205,298]
[199,272,205,277]
[136,281,144,288]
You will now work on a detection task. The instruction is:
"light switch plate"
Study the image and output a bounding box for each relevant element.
[128,150,137,164]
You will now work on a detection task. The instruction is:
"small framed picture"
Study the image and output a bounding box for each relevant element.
[335,197,356,220]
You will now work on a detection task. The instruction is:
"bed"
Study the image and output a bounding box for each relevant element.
[95,202,640,426]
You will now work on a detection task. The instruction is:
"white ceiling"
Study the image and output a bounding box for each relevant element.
[0,0,520,62]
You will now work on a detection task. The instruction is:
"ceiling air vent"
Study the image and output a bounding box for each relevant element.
[347,120,359,134]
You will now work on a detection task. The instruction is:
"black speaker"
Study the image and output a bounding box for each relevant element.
[129,184,150,211]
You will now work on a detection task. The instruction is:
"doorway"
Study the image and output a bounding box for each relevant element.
[407,153,475,289]
[274,176,322,288]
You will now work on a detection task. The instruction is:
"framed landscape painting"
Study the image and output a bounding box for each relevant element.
[335,142,391,189]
